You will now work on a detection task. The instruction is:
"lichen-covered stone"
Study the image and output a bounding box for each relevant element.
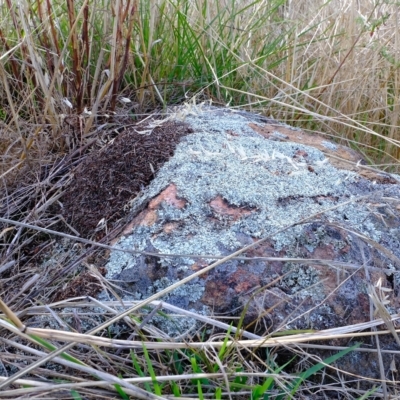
[105,105,400,376]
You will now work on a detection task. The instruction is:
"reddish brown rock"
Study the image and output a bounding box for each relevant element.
[209,196,253,221]
[104,105,400,379]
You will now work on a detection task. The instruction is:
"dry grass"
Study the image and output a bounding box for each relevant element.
[1,189,400,398]
[1,0,400,164]
[1,0,400,398]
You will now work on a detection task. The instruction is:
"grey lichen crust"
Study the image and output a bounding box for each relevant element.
[105,105,400,334]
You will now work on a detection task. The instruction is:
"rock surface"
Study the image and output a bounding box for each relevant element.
[104,105,400,376]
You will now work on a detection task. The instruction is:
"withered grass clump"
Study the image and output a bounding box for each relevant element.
[1,0,400,399]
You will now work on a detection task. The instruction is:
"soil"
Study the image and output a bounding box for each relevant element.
[61,119,193,239]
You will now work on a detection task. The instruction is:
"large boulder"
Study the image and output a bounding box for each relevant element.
[89,105,400,383]
[104,105,400,344]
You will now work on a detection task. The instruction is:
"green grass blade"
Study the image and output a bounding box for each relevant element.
[190,356,209,385]
[252,357,295,400]
[283,343,361,399]
[70,390,83,400]
[173,350,184,375]
[357,386,378,399]
[197,379,205,400]
[29,335,85,366]
[142,343,162,395]
[171,380,181,397]
[232,366,248,391]
[213,324,232,372]
[114,382,129,400]
[130,350,152,393]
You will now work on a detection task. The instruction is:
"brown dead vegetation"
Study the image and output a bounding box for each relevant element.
[61,119,193,238]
